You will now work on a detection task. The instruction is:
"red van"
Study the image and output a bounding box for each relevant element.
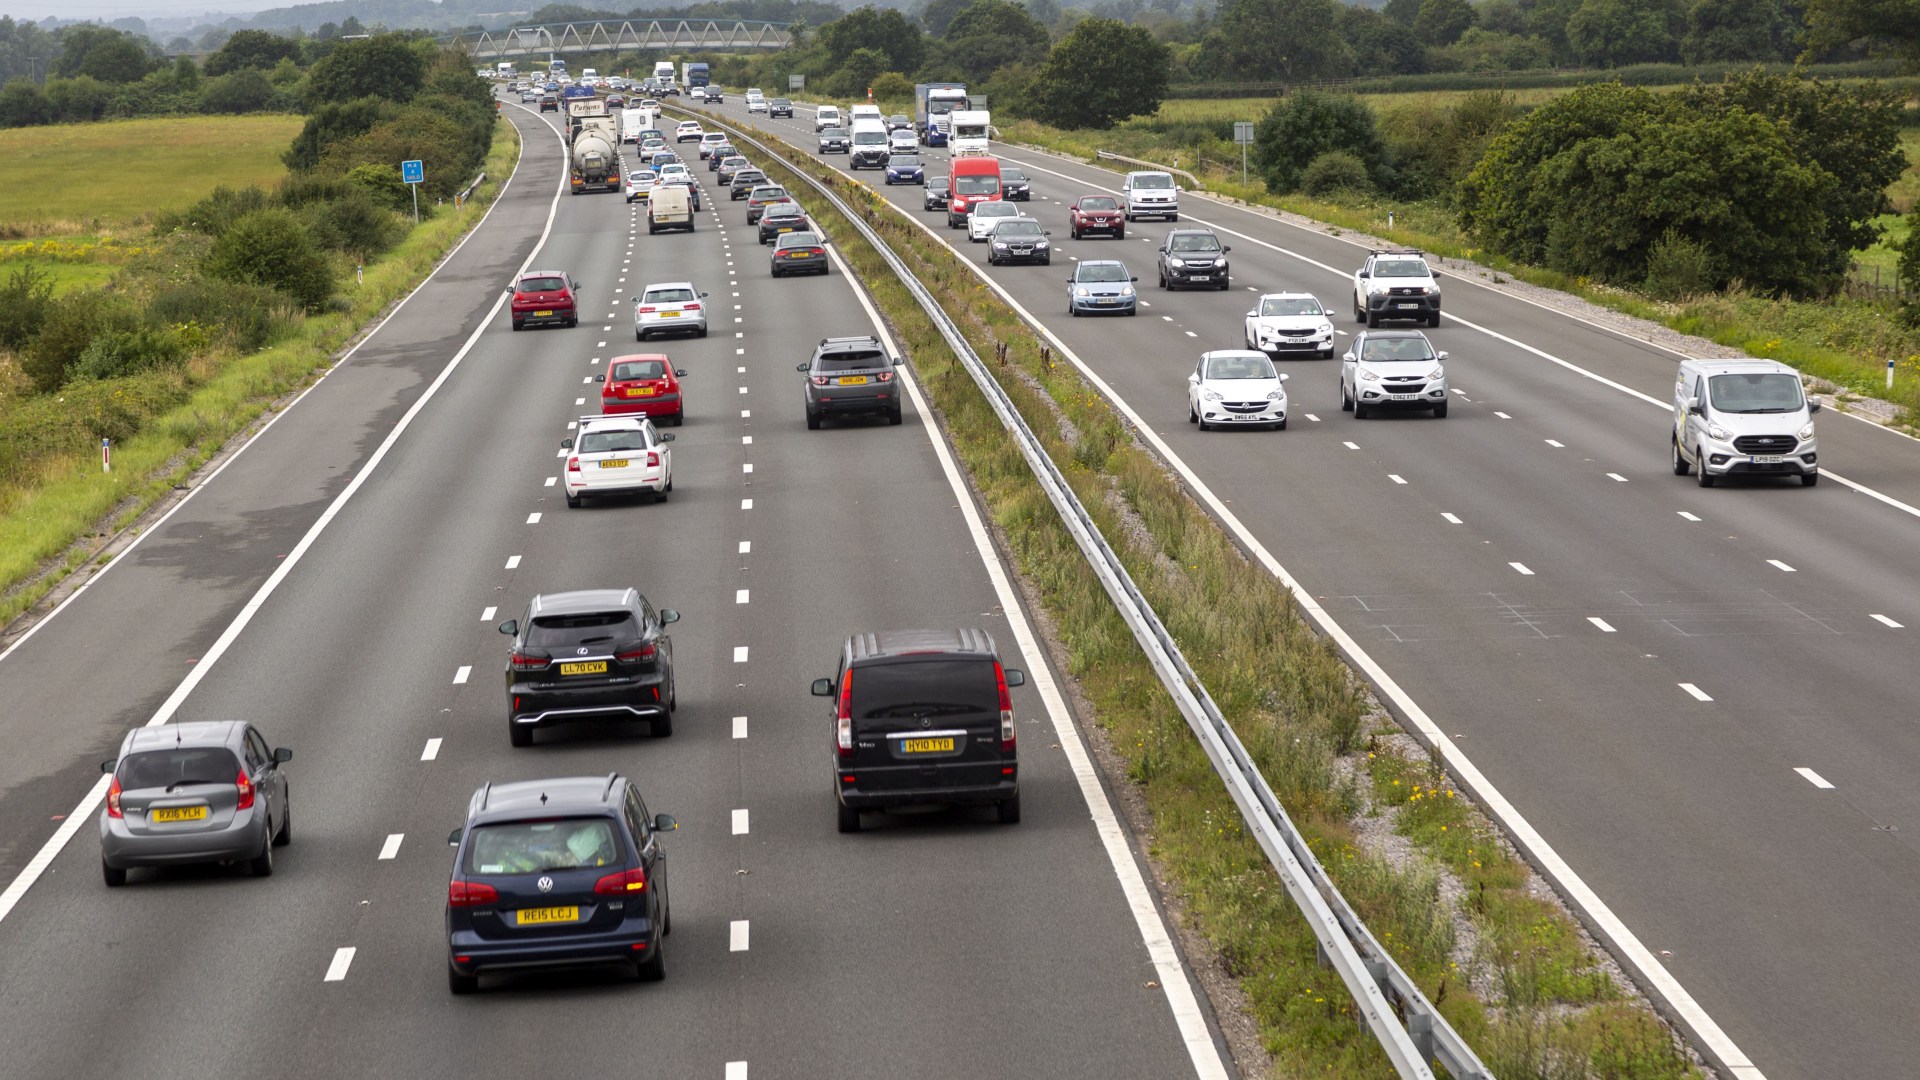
[945,156,1002,230]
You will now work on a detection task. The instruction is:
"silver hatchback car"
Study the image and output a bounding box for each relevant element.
[633,281,709,340]
[99,721,292,885]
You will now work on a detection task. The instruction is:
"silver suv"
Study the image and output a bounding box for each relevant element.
[1340,329,1449,419]
[1354,248,1442,327]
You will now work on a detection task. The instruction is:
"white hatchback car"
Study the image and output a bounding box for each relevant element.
[699,132,728,158]
[675,120,703,143]
[746,96,768,113]
[561,415,674,507]
[1245,292,1337,359]
[967,201,1023,243]
[633,281,709,340]
[656,163,692,186]
[1188,350,1289,431]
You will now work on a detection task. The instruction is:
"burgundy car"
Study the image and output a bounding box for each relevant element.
[510,270,580,330]
[1068,195,1125,240]
[598,354,688,424]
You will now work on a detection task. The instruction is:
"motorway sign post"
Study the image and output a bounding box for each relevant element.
[788,74,804,90]
[401,159,425,224]
[1233,122,1255,186]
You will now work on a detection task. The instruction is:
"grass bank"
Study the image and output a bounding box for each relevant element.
[705,110,1700,1078]
[0,114,521,630]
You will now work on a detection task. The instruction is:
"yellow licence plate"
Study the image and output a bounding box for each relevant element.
[534,310,553,316]
[900,737,955,753]
[560,660,608,676]
[515,906,581,925]
[598,459,628,469]
[837,375,869,385]
[150,806,209,823]
[626,387,655,396]
[658,311,679,318]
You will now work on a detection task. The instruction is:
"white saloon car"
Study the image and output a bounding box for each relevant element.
[1188,350,1289,431]
[633,281,710,340]
[1245,292,1337,359]
[562,415,674,507]
[967,201,1023,243]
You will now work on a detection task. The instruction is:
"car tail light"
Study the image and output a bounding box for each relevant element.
[637,306,657,314]
[510,652,549,671]
[567,456,581,473]
[836,672,855,758]
[448,880,498,906]
[683,303,701,312]
[107,774,123,818]
[646,451,660,468]
[995,662,1016,752]
[615,643,656,662]
[594,866,648,894]
[235,768,255,810]
[810,376,831,387]
[874,371,894,383]
[602,386,619,399]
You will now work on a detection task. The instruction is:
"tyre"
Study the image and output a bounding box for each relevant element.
[670,410,684,427]
[1115,229,1124,240]
[996,794,1021,825]
[1428,311,1441,328]
[696,326,707,338]
[565,491,581,509]
[1041,255,1051,265]
[249,834,274,878]
[649,708,672,737]
[648,224,657,234]
[635,329,644,341]
[509,721,533,747]
[1802,471,1819,487]
[1695,447,1715,487]
[1070,227,1080,240]
[1354,299,1366,324]
[1158,270,1167,289]
[837,802,862,833]
[771,266,782,278]
[1353,395,1369,419]
[1197,413,1209,431]
[1218,277,1230,291]
[1069,305,1078,317]
[1671,438,1691,476]
[1188,402,1198,424]
[806,410,821,430]
[1320,348,1335,360]
[567,317,578,328]
[273,790,291,847]
[449,967,480,995]
[1366,310,1379,328]
[511,320,524,331]
[1276,418,1287,431]
[635,932,666,981]
[1127,307,1137,316]
[102,860,126,888]
[888,407,903,426]
[1341,382,1353,412]
[1433,401,1448,419]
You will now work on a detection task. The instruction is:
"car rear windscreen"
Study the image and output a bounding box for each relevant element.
[817,350,885,373]
[850,660,999,721]
[527,610,635,647]
[119,747,241,790]
[613,360,666,380]
[465,818,623,874]
[521,277,565,292]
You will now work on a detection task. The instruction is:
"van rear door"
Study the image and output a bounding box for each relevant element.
[847,658,1005,791]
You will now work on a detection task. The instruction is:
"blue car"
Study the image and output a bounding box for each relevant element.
[1067,259,1139,317]
[883,153,925,186]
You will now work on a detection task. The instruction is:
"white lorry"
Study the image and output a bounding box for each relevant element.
[948,109,991,157]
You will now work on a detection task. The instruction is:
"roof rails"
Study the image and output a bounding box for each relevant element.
[602,773,621,802]
[1369,248,1426,257]
[478,781,494,811]
[577,414,640,428]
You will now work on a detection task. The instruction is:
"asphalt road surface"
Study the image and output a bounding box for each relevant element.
[683,93,1920,1080]
[0,100,1230,1080]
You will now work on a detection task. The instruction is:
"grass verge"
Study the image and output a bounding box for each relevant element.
[0,115,521,630]
[708,110,1702,1078]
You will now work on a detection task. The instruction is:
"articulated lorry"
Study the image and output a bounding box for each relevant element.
[570,115,621,194]
[681,61,709,88]
[914,83,967,147]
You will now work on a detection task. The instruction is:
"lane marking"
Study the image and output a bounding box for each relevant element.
[732,809,749,835]
[1305,413,1320,422]
[324,947,356,982]
[1794,767,1834,789]
[481,606,496,621]
[1588,617,1617,633]
[526,512,542,524]
[741,409,751,418]
[736,590,749,604]
[742,463,754,473]
[1870,613,1903,628]
[1509,562,1534,575]
[1545,439,1564,448]
[742,435,753,445]
[727,1064,748,1079]
[1495,411,1511,419]
[1680,683,1713,702]
[730,920,749,951]
[545,476,557,486]
[1388,474,1407,485]
[1767,559,1797,572]
[378,834,404,860]
[1441,512,1462,524]
[733,646,749,662]
[504,555,521,570]
[740,498,753,509]
[738,541,751,553]
[453,666,471,685]
[575,397,584,405]
[1607,473,1629,483]
[733,716,747,739]
[1342,440,1360,450]
[1678,511,1702,521]
[422,738,441,761]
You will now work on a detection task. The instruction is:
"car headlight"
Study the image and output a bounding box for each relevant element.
[1267,390,1286,401]
[1428,367,1445,380]
[1074,287,1090,297]
[992,242,1009,250]
[1360,370,1380,382]
[1036,241,1049,248]
[1202,390,1222,401]
[1797,422,1816,442]
[1213,258,1227,267]
[1120,285,1135,296]
[1319,323,1334,337]
[1707,424,1732,442]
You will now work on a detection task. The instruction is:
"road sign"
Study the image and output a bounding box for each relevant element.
[401,159,425,185]
[788,74,804,90]
[1232,122,1255,145]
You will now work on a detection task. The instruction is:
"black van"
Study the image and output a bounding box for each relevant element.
[812,629,1026,832]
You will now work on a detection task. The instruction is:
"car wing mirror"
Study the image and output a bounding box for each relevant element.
[1004,668,1026,687]
[561,438,574,449]
[700,291,710,298]
[892,356,904,366]
[1043,230,1051,235]
[273,747,293,763]
[1808,398,1822,414]
[1357,269,1370,278]
[658,432,675,442]
[1246,309,1257,317]
[447,828,464,847]
[497,619,518,636]
[796,362,810,372]
[1436,351,1449,361]
[675,368,688,377]
[653,814,678,832]
[1130,276,1139,282]
[1278,372,1290,382]
[100,759,116,774]
[1342,352,1355,362]
[594,374,605,382]
[1431,271,1442,279]
[1685,396,1702,415]
[1222,245,1231,252]
[810,678,834,696]
[659,609,680,624]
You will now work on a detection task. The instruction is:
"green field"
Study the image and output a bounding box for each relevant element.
[0,114,304,231]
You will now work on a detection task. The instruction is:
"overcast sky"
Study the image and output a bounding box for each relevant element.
[3,1,275,21]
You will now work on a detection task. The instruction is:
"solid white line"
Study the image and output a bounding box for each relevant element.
[1678,511,1701,521]
[735,589,749,604]
[526,512,542,524]
[740,498,753,509]
[1768,559,1797,572]
[422,738,441,761]
[1588,617,1616,633]
[1607,473,1629,483]
[453,666,471,685]
[1441,512,1462,524]
[730,920,749,951]
[738,541,751,553]
[481,606,497,621]
[324,947,356,982]
[0,109,570,930]
[378,834,404,860]
[1794,767,1834,789]
[1388,474,1407,485]
[732,808,748,835]
[1680,683,1713,702]
[1870,613,1903,628]
[733,646,748,662]
[1509,562,1534,575]
[726,1064,747,1080]
[732,716,747,739]
[504,555,521,569]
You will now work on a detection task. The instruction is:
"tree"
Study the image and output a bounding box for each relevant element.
[1023,17,1168,129]
[285,96,392,171]
[204,209,336,312]
[1338,5,1427,75]
[942,0,1052,82]
[201,68,274,113]
[819,6,927,74]
[1412,0,1476,45]
[0,78,51,127]
[838,46,890,94]
[1196,0,1353,81]
[1564,0,1683,66]
[1803,0,1920,66]
[920,0,971,35]
[204,29,302,76]
[304,33,425,106]
[54,27,152,84]
[1251,88,1388,192]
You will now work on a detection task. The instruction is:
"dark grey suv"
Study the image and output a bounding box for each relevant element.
[1157,229,1232,290]
[100,721,292,885]
[812,628,1027,832]
[797,335,906,428]
[499,589,679,745]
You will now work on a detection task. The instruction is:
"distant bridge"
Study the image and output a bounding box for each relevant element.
[453,20,793,58]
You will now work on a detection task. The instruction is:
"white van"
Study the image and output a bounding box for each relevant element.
[647,185,695,234]
[848,103,883,125]
[620,110,644,144]
[1122,171,1179,221]
[849,119,891,169]
[814,105,842,132]
[1671,358,1819,487]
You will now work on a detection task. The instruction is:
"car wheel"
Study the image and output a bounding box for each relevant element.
[1041,255,1051,265]
[565,491,581,509]
[635,328,644,341]
[102,860,126,888]
[509,721,533,748]
[511,320,524,331]
[837,802,862,833]
[1127,307,1137,316]
[634,932,666,982]
[1429,312,1441,328]
[806,410,821,430]
[1353,397,1369,419]
[1341,382,1353,412]
[1433,401,1448,419]
[568,317,578,328]
[1695,447,1715,487]
[1802,471,1820,487]
[1168,213,1179,223]
[1070,227,1080,240]
[1218,277,1230,291]
[1116,229,1125,240]
[1158,270,1167,289]
[449,967,480,995]
[771,266,782,278]
[888,407,903,426]
[1069,305,1078,317]
[248,833,274,878]
[1672,438,1691,476]
[649,707,672,737]
[1354,299,1366,324]
[996,794,1021,825]
[670,410,684,428]
[1188,401,1198,424]
[696,326,707,338]
[273,789,292,847]
[1276,418,1288,431]
[1366,310,1379,328]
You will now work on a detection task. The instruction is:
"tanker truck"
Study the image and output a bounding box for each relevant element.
[570,125,620,194]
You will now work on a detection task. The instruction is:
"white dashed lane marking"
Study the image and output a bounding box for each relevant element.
[323,948,356,982]
[727,1063,748,1079]
[1679,683,1713,702]
[504,556,521,570]
[1795,767,1834,789]
[733,716,748,739]
[730,921,750,951]
[1768,559,1797,572]
[526,512,542,524]
[481,606,496,621]
[1388,474,1407,485]
[453,666,471,685]
[1509,562,1534,575]
[1607,473,1629,483]
[732,809,749,835]
[1870,614,1904,628]
[1678,511,1702,521]
[733,646,749,662]
[378,834,404,860]
[1545,439,1564,448]
[421,738,441,761]
[1440,512,1462,524]
[1342,441,1360,450]
[1588,617,1617,632]
[736,589,749,604]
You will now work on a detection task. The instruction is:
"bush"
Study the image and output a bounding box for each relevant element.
[203,208,336,312]
[44,76,114,122]
[1252,88,1390,193]
[870,71,914,101]
[22,290,143,392]
[1643,229,1718,299]
[285,96,392,172]
[0,263,56,350]
[1299,150,1374,196]
[200,69,275,114]
[68,325,194,381]
[345,162,411,211]
[0,370,192,486]
[299,187,402,260]
[148,278,291,352]
[153,185,276,237]
[0,79,53,127]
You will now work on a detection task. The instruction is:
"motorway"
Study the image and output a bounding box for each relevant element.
[683,93,1920,1079]
[0,100,1228,1078]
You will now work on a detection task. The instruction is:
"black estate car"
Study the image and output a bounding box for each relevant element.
[499,589,679,745]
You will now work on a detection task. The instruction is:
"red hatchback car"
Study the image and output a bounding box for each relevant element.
[1068,195,1124,240]
[510,270,580,331]
[598,354,688,424]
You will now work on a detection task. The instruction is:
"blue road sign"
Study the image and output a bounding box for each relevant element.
[401,159,425,185]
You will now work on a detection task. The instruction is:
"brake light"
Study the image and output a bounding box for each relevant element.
[235,768,255,810]
[448,880,498,906]
[874,371,894,383]
[595,866,649,894]
[836,671,855,758]
[683,303,701,312]
[995,662,1016,752]
[810,376,831,387]
[646,451,660,468]
[637,306,657,314]
[107,774,123,818]
[567,456,581,473]
[510,652,549,671]
[615,643,656,662]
